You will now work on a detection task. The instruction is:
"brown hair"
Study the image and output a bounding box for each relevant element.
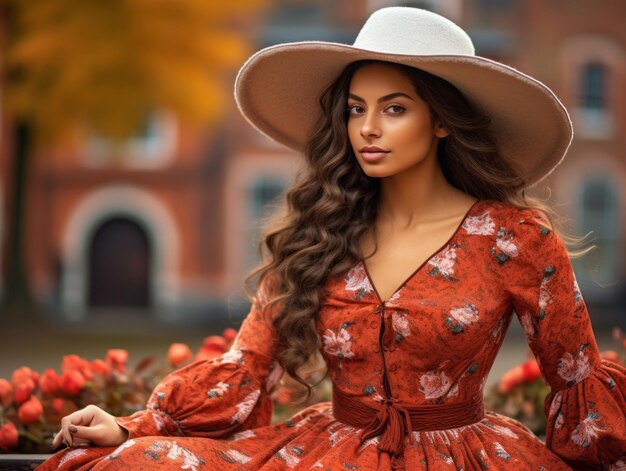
[246,60,584,399]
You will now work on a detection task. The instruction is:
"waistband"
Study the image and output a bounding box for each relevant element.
[332,388,485,457]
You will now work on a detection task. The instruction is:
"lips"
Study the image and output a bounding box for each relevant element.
[359,146,389,163]
[360,146,389,153]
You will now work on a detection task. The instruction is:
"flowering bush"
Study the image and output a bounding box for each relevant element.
[484,327,626,436]
[2,325,623,453]
[0,328,239,453]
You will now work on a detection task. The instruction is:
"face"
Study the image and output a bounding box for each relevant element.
[347,62,448,179]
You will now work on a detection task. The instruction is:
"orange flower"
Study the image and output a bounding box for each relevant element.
[106,349,129,372]
[13,379,35,404]
[39,369,61,395]
[60,370,86,396]
[0,421,18,452]
[53,398,64,415]
[222,328,238,344]
[0,379,13,407]
[498,365,524,393]
[167,343,193,367]
[62,354,94,381]
[202,335,227,352]
[521,359,541,383]
[12,366,39,387]
[18,396,43,424]
[61,354,86,371]
[195,335,229,361]
[90,359,111,376]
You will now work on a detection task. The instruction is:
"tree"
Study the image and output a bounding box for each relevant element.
[0,0,266,313]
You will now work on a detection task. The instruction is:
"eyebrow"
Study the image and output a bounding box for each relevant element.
[347,92,415,103]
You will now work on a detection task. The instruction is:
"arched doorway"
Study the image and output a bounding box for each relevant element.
[88,218,151,307]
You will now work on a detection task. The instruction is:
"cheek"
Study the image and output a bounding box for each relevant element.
[392,119,434,147]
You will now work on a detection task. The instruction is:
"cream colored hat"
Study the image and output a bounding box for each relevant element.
[235,7,572,187]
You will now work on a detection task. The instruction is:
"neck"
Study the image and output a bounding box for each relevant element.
[377,158,468,229]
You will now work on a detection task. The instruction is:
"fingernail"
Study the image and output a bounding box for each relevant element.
[69,426,77,434]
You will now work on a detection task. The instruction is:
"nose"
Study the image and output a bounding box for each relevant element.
[360,112,381,139]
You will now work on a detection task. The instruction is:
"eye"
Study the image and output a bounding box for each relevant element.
[386,104,406,114]
[347,104,365,115]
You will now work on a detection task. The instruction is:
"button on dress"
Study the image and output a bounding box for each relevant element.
[39,200,626,470]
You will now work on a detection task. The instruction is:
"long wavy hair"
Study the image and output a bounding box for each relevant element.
[245,60,584,398]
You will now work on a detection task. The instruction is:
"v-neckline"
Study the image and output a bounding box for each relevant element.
[361,199,483,303]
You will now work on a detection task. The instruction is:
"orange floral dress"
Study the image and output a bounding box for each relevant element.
[39,200,626,470]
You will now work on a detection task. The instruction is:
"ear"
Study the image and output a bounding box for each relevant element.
[434,122,449,138]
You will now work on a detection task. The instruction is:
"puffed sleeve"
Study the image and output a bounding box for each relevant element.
[503,209,626,469]
[115,276,284,439]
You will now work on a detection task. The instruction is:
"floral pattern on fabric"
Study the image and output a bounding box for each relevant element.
[446,303,480,334]
[145,440,206,470]
[462,211,495,235]
[556,348,592,386]
[426,244,459,281]
[493,228,519,264]
[418,370,456,400]
[39,200,625,471]
[344,264,374,300]
[570,412,607,448]
[391,312,411,341]
[322,326,355,360]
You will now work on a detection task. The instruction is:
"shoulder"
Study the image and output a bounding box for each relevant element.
[473,199,565,257]
[473,199,550,230]
[477,200,570,270]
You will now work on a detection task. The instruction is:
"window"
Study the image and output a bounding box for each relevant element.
[575,178,619,296]
[250,178,285,220]
[246,177,286,269]
[261,1,355,47]
[84,111,177,168]
[574,61,614,139]
[581,62,606,110]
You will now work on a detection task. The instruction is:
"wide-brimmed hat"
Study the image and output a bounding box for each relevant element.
[235,7,573,187]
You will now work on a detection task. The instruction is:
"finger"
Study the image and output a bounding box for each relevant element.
[60,417,74,447]
[51,431,64,449]
[71,424,102,443]
[72,437,93,447]
[61,406,101,447]
[65,406,98,427]
[62,427,73,448]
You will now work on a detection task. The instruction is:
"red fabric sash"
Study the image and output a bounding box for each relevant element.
[332,388,485,457]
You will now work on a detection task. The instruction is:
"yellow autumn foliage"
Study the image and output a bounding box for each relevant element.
[2,0,266,144]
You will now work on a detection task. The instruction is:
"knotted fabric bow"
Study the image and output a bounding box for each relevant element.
[333,388,485,457]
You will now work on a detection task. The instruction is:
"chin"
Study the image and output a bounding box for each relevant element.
[358,166,394,179]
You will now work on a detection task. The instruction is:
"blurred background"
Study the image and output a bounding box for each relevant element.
[0,0,624,384]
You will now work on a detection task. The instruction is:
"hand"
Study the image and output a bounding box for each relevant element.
[52,404,129,449]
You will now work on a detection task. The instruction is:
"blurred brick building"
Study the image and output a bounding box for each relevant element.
[0,0,623,327]
[0,1,366,326]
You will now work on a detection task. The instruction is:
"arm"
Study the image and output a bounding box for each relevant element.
[505,210,625,469]
[54,276,283,446]
[116,276,282,439]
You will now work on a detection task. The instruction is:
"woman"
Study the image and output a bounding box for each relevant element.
[42,7,625,470]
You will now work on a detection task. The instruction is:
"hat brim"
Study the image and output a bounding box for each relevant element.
[235,42,573,187]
